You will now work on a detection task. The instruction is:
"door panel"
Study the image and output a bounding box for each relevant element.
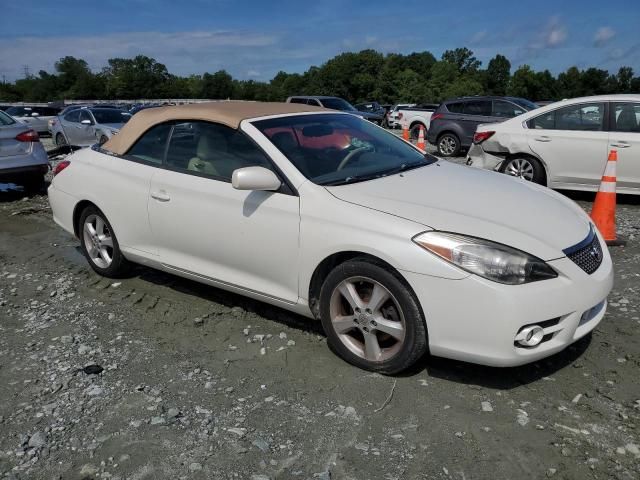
[460,100,493,144]
[148,169,300,302]
[609,102,640,191]
[526,102,609,187]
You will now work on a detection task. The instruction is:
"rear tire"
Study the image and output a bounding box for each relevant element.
[79,206,130,278]
[437,133,461,157]
[22,175,46,194]
[319,258,427,375]
[500,156,546,185]
[55,133,67,146]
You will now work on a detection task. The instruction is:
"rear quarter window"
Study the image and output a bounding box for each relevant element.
[446,102,464,114]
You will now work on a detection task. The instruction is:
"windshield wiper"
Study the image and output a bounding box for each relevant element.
[320,161,430,186]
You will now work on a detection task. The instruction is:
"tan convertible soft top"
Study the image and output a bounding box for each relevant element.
[102,101,329,155]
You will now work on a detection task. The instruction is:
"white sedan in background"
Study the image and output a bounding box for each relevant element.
[467,95,640,194]
[48,102,613,374]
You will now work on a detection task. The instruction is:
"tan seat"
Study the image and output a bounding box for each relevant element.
[187,131,228,176]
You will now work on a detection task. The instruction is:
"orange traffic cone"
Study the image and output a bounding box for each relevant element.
[402,120,409,141]
[416,125,426,151]
[590,150,625,246]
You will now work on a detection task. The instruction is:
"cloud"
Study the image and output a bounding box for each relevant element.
[594,27,616,47]
[542,16,567,48]
[469,31,488,45]
[0,30,279,82]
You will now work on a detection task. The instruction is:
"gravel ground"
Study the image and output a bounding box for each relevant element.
[0,139,639,480]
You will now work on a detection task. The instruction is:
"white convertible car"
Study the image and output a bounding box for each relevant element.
[48,102,613,374]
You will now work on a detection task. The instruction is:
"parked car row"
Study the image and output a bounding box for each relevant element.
[286,96,384,124]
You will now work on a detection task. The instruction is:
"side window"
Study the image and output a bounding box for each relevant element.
[288,98,307,105]
[463,101,492,116]
[611,102,640,133]
[125,123,172,165]
[493,101,525,118]
[79,110,93,124]
[528,103,605,131]
[64,110,81,123]
[307,99,321,106]
[165,121,273,181]
[447,102,464,114]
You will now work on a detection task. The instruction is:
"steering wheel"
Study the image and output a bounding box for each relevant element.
[336,146,370,171]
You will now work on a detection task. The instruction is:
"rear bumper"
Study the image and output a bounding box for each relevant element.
[402,238,614,367]
[0,143,49,179]
[48,183,77,236]
[466,143,504,171]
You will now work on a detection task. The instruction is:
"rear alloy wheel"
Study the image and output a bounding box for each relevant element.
[319,258,427,374]
[501,156,546,185]
[55,133,67,146]
[437,133,460,157]
[79,206,130,278]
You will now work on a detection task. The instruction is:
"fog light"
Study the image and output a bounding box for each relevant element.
[515,325,544,347]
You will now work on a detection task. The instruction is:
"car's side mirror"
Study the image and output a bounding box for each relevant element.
[31,112,40,117]
[81,119,92,125]
[232,166,281,191]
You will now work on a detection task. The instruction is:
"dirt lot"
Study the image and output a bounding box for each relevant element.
[0,143,639,480]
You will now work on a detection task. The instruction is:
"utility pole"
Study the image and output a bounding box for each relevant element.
[22,65,30,78]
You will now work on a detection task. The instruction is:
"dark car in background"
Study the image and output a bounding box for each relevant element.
[286,96,384,124]
[427,96,538,157]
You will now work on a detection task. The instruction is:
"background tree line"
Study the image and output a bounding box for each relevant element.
[1,47,638,104]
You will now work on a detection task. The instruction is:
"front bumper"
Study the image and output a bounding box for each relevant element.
[401,235,614,367]
[466,143,504,171]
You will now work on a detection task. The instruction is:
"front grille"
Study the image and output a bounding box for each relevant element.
[563,226,603,275]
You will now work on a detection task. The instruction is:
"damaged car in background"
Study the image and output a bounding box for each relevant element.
[50,107,131,147]
[48,101,613,374]
[467,95,640,194]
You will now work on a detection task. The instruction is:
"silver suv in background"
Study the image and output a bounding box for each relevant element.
[51,108,131,147]
[286,96,384,124]
[5,106,61,134]
[0,110,49,192]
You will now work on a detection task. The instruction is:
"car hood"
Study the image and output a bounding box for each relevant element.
[326,161,591,260]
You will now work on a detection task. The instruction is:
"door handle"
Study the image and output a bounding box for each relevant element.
[150,191,171,202]
[534,136,551,142]
[610,142,630,148]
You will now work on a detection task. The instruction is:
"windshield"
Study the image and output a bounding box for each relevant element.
[321,98,357,112]
[91,109,130,124]
[513,98,539,111]
[253,113,437,186]
[0,110,16,125]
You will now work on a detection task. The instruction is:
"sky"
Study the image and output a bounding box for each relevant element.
[0,0,638,82]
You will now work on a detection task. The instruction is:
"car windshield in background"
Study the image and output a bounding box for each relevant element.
[91,109,130,124]
[321,98,357,112]
[0,111,16,126]
[513,98,539,110]
[253,113,436,186]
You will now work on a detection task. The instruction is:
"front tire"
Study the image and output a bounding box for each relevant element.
[501,156,546,185]
[319,258,427,375]
[79,206,130,278]
[99,135,109,145]
[437,133,460,157]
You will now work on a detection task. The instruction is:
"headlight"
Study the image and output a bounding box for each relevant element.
[413,231,557,285]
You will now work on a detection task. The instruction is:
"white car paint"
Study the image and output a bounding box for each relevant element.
[48,111,613,367]
[467,94,640,194]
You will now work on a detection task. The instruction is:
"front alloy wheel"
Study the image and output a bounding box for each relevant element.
[319,258,427,374]
[437,133,460,157]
